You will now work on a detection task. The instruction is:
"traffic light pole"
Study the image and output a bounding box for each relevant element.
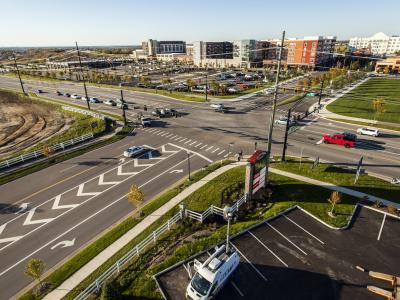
[317,80,324,106]
[75,41,91,110]
[205,69,208,102]
[120,89,127,125]
[13,53,26,95]
[281,108,292,162]
[265,30,285,182]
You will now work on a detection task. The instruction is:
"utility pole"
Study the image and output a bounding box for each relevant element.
[120,89,127,126]
[317,80,324,107]
[187,152,191,180]
[12,53,26,95]
[75,41,91,110]
[281,108,292,162]
[265,30,285,182]
[205,68,208,102]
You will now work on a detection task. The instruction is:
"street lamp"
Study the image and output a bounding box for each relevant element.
[223,206,233,254]
[12,53,26,95]
[120,89,127,126]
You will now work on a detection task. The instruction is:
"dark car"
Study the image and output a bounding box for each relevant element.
[342,132,357,142]
[65,93,71,97]
[55,90,63,96]
[37,89,44,93]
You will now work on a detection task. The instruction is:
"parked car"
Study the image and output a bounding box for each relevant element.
[322,133,356,148]
[356,127,380,137]
[104,99,116,106]
[89,97,100,103]
[123,146,147,158]
[210,103,224,109]
[71,94,80,99]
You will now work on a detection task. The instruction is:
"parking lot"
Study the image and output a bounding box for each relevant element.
[155,205,400,300]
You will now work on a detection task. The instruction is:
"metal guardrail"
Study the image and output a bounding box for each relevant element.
[0,132,94,170]
[75,195,247,300]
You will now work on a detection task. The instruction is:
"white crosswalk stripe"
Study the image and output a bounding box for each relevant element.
[205,146,214,152]
[184,139,192,144]
[217,150,225,155]
[224,151,232,158]
[200,144,208,149]
[194,142,202,148]
[189,141,197,146]
[211,147,220,153]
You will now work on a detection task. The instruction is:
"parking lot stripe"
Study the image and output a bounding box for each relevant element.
[217,150,225,155]
[206,146,214,152]
[248,231,289,267]
[173,136,182,141]
[231,281,244,297]
[165,133,174,138]
[194,142,202,148]
[231,244,268,282]
[266,223,307,255]
[200,144,208,150]
[224,151,232,158]
[211,147,220,153]
[170,135,178,139]
[180,138,188,142]
[377,214,386,241]
[160,132,169,137]
[189,141,197,146]
[184,139,192,144]
[283,215,325,245]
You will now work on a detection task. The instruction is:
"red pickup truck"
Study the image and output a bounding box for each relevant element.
[322,133,356,148]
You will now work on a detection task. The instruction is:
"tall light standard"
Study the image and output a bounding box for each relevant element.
[223,206,233,254]
[75,41,91,110]
[120,89,127,125]
[12,53,26,95]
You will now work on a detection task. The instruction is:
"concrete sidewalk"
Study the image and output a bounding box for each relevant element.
[269,167,399,208]
[44,161,247,300]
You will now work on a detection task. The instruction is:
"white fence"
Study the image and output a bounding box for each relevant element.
[62,106,106,120]
[74,195,247,300]
[0,133,94,170]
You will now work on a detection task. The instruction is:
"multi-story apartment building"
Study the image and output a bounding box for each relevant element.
[193,41,233,67]
[349,32,400,56]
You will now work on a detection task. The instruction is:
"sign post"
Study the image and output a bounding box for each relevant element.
[354,156,364,184]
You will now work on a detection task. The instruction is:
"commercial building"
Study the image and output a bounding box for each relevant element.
[193,41,233,67]
[375,56,400,73]
[132,39,186,61]
[349,32,400,56]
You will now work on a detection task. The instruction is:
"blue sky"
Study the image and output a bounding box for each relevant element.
[1,0,399,46]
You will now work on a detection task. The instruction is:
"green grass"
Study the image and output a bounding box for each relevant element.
[19,160,232,300]
[327,78,400,124]
[277,93,306,107]
[271,158,400,203]
[328,118,400,132]
[0,127,131,186]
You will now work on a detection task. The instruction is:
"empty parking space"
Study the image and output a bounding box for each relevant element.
[155,205,400,299]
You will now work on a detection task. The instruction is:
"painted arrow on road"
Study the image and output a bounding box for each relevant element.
[169,169,183,174]
[14,203,29,214]
[51,238,76,250]
[119,158,125,164]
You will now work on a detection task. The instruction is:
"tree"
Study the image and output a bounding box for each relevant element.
[139,76,151,87]
[127,184,144,206]
[373,97,386,120]
[186,78,196,90]
[42,145,54,157]
[383,66,390,74]
[210,80,220,95]
[328,191,342,217]
[101,280,121,300]
[25,258,45,288]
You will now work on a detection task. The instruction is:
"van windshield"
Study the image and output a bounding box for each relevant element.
[191,273,211,296]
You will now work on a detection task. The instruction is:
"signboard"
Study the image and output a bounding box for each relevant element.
[354,156,363,184]
[252,166,266,194]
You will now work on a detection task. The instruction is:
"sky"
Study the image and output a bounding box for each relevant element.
[1,0,399,47]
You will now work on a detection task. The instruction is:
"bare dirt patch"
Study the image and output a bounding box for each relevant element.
[0,91,73,159]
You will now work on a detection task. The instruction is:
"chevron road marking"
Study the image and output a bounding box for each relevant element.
[168,143,213,163]
[51,195,80,210]
[76,184,101,197]
[23,208,55,226]
[98,174,121,186]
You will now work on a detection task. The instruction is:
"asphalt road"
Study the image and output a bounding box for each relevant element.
[0,75,399,298]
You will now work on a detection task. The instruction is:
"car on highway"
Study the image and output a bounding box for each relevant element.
[214,107,228,113]
[104,99,117,106]
[37,89,44,93]
[123,146,147,158]
[64,93,71,97]
[117,102,128,109]
[322,133,356,148]
[71,94,80,99]
[141,117,152,127]
[210,103,224,109]
[274,116,294,126]
[357,127,380,137]
[89,97,101,103]
[55,91,63,96]
[81,96,88,101]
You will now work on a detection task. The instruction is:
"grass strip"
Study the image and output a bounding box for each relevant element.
[327,118,400,132]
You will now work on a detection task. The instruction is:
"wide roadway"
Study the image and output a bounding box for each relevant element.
[0,76,399,298]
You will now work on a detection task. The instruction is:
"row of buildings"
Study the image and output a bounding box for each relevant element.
[132,36,338,69]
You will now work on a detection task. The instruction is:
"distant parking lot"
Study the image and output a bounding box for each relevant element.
[155,205,400,300]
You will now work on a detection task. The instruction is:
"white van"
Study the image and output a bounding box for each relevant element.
[356,127,380,137]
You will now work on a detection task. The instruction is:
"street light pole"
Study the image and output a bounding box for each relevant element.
[281,108,292,162]
[265,30,285,181]
[187,152,191,180]
[12,53,26,95]
[75,41,91,110]
[205,69,208,102]
[318,80,324,107]
[120,89,127,126]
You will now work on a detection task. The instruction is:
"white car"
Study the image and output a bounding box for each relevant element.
[104,99,116,106]
[357,127,379,137]
[275,117,294,126]
[123,146,147,158]
[210,103,224,109]
[71,94,80,99]
[81,96,87,101]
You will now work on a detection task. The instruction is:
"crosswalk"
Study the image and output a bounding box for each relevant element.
[141,128,233,158]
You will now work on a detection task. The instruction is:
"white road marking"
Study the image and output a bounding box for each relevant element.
[180,138,188,142]
[59,165,78,173]
[194,142,202,148]
[200,144,208,150]
[224,151,232,158]
[151,129,161,134]
[168,143,213,163]
[248,231,288,267]
[173,136,181,141]
[160,132,169,137]
[231,244,268,282]
[156,131,164,136]
[189,141,197,146]
[265,223,307,255]
[211,147,220,153]
[184,139,192,144]
[117,143,131,149]
[217,150,225,155]
[0,156,189,276]
[205,146,214,152]
[377,214,386,241]
[231,281,244,297]
[283,215,325,245]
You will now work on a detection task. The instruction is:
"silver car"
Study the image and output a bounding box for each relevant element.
[123,146,147,158]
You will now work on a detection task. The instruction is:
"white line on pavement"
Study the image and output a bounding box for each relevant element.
[248,231,288,267]
[231,244,268,282]
[189,141,197,146]
[205,146,214,152]
[156,131,164,136]
[117,143,131,149]
[184,139,192,144]
[160,132,168,137]
[168,143,213,163]
[200,144,208,150]
[377,214,386,241]
[0,157,189,277]
[173,136,182,141]
[217,150,225,155]
[265,223,307,255]
[283,215,325,245]
[224,151,232,158]
[231,281,244,297]
[59,165,78,173]
[180,138,188,142]
[211,147,220,153]
[194,142,202,148]
[152,129,161,134]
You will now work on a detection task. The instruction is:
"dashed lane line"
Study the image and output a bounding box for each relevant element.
[184,139,192,144]
[189,141,197,146]
[205,146,214,152]
[194,142,202,148]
